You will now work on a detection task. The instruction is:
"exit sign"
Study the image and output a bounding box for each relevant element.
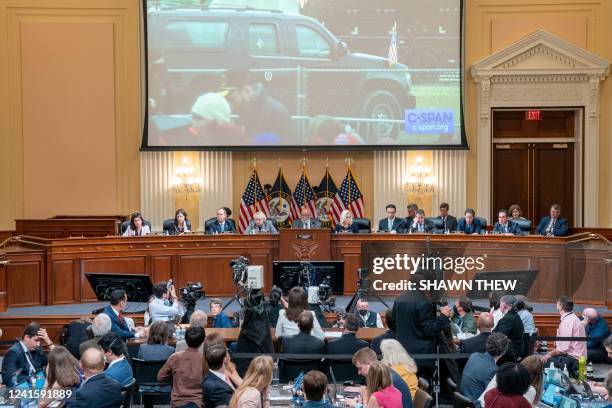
[525,110,543,121]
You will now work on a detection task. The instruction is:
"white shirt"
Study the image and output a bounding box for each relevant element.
[209,368,235,390]
[149,297,185,322]
[275,310,325,340]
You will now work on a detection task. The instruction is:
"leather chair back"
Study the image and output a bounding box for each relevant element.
[414,389,434,408]
[427,217,443,229]
[513,218,532,233]
[352,218,370,233]
[475,217,487,228]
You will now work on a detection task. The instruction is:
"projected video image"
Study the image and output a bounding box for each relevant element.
[145,0,462,147]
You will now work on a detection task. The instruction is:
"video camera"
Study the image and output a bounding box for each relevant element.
[179,282,204,305]
[230,256,264,290]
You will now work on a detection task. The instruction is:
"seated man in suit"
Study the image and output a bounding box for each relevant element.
[459,333,509,402]
[210,298,233,328]
[493,209,523,235]
[207,207,236,234]
[408,209,432,233]
[202,344,235,408]
[326,313,369,355]
[282,312,325,354]
[456,208,483,234]
[79,313,112,356]
[244,211,278,234]
[175,310,207,353]
[536,203,569,236]
[103,289,146,340]
[1,322,54,387]
[460,312,494,354]
[435,202,458,232]
[404,203,418,230]
[98,332,133,387]
[66,348,123,408]
[370,309,397,354]
[292,207,322,229]
[377,203,405,233]
[493,295,525,362]
[356,299,384,328]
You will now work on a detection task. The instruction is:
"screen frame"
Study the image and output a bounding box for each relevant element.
[139,0,469,151]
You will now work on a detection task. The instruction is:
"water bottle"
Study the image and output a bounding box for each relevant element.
[562,364,569,379]
[586,362,594,380]
[578,356,587,381]
[272,361,279,385]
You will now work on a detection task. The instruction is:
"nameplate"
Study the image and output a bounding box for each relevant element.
[297,234,314,240]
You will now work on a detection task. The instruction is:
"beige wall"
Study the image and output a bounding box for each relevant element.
[0,0,610,230]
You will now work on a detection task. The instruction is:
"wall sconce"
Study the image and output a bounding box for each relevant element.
[405,156,435,195]
[171,158,202,196]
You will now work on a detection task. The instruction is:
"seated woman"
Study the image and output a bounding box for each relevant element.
[122,211,151,237]
[39,346,81,407]
[509,204,526,220]
[244,211,277,234]
[515,295,536,335]
[363,361,402,408]
[275,287,325,340]
[168,208,191,235]
[456,208,483,234]
[452,297,477,335]
[483,362,532,408]
[380,339,418,398]
[138,320,175,361]
[334,209,359,233]
[229,355,273,408]
[479,355,542,406]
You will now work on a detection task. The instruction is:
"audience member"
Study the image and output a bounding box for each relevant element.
[377,204,405,233]
[1,322,53,387]
[79,313,111,356]
[478,354,542,407]
[362,361,403,408]
[606,334,612,361]
[138,320,175,361]
[536,203,569,237]
[435,202,457,231]
[483,363,532,408]
[493,295,524,362]
[352,347,413,408]
[208,207,236,234]
[370,309,397,354]
[582,307,611,363]
[541,296,586,376]
[408,209,432,233]
[158,326,206,408]
[176,310,207,353]
[210,298,233,328]
[149,281,185,323]
[380,339,418,398]
[168,208,191,235]
[39,346,81,407]
[265,286,283,327]
[202,344,236,408]
[98,332,133,387]
[334,210,359,233]
[229,355,274,408]
[62,318,93,359]
[404,203,418,228]
[201,332,243,388]
[326,314,369,355]
[493,209,523,235]
[276,287,325,340]
[244,211,278,234]
[292,207,322,229]
[460,312,494,354]
[281,311,325,354]
[302,370,334,408]
[122,211,150,236]
[452,297,477,335]
[456,208,483,234]
[515,296,536,334]
[509,204,526,220]
[459,332,509,402]
[490,291,504,328]
[103,289,145,340]
[65,348,122,408]
[356,299,384,328]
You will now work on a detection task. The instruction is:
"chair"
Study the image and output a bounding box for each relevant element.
[326,360,361,383]
[120,220,152,235]
[279,358,321,383]
[474,217,487,229]
[418,377,430,393]
[453,391,475,408]
[162,218,192,234]
[352,218,370,233]
[513,218,532,234]
[121,377,136,408]
[131,358,171,406]
[413,389,434,408]
[447,377,457,393]
[426,217,443,231]
[204,217,216,232]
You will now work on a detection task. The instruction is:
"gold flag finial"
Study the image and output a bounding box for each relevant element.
[301,156,308,169]
[345,155,354,168]
[251,157,259,170]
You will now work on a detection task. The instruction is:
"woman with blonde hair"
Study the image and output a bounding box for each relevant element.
[380,339,418,398]
[362,361,402,408]
[334,209,359,233]
[229,355,274,408]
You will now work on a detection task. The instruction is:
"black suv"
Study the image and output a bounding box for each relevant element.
[148,7,416,141]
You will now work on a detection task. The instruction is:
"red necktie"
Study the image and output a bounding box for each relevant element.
[118,312,124,321]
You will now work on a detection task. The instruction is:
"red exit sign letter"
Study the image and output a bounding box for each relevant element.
[525,110,543,121]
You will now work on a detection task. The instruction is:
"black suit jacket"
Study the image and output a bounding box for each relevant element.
[456,218,483,234]
[459,331,491,354]
[282,332,325,355]
[370,330,397,355]
[434,215,458,231]
[207,220,236,234]
[66,373,123,408]
[1,342,48,387]
[326,332,368,355]
[202,373,234,408]
[408,220,433,233]
[493,310,524,360]
[377,217,405,232]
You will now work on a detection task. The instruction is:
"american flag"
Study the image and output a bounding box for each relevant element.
[238,170,269,233]
[290,172,317,220]
[388,22,398,66]
[330,169,365,225]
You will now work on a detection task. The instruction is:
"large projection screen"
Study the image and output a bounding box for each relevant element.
[143,0,465,149]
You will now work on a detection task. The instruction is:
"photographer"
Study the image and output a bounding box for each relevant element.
[149,281,185,323]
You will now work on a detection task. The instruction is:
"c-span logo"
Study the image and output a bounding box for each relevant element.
[405,109,454,134]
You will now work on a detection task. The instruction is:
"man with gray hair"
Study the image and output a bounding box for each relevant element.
[582,307,611,363]
[79,313,112,356]
[493,295,524,362]
[175,310,207,352]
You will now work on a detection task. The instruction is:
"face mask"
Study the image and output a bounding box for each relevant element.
[358,310,368,317]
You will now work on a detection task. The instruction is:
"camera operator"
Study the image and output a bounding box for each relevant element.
[149,281,185,323]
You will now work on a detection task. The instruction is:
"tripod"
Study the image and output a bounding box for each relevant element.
[345,278,389,314]
[221,284,244,314]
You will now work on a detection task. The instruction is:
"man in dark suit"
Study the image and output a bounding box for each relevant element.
[408,209,433,233]
[282,312,325,354]
[207,207,236,234]
[493,295,525,362]
[66,348,123,408]
[1,322,54,387]
[493,209,523,235]
[403,203,419,231]
[536,203,569,236]
[327,314,369,355]
[292,207,322,229]
[103,289,144,340]
[459,312,494,354]
[435,202,457,232]
[377,203,406,233]
[459,333,509,402]
[456,208,483,234]
[202,344,235,408]
[370,309,397,355]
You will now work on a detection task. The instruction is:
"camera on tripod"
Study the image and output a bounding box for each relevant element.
[179,282,204,306]
[230,256,264,290]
